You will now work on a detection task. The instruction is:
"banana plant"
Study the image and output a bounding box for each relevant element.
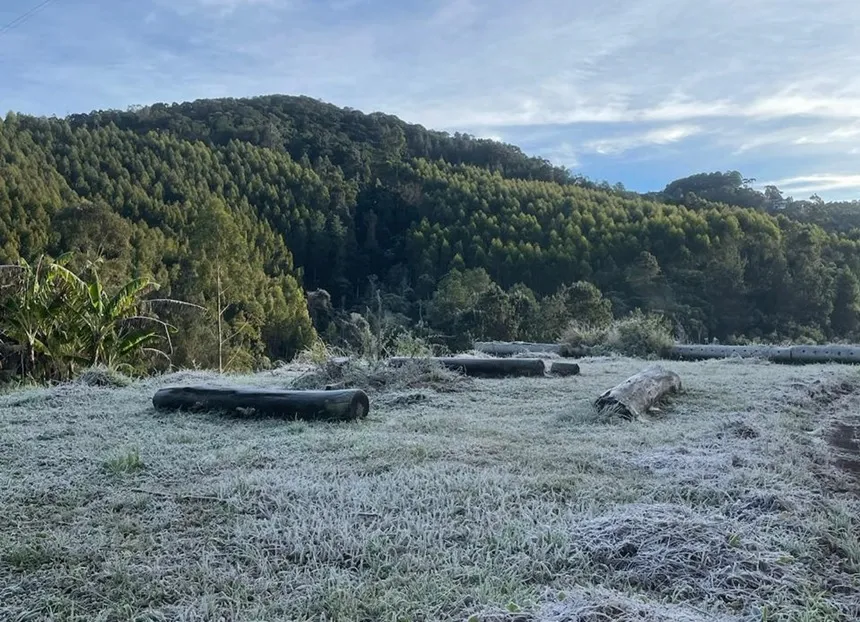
[49,263,163,369]
[2,255,187,380]
[0,256,67,378]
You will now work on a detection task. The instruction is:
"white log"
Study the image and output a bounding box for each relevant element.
[595,366,682,420]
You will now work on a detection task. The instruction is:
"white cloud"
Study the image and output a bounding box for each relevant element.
[794,124,860,145]
[583,124,703,155]
[760,174,860,195]
[6,0,860,198]
[14,0,860,132]
[745,94,860,121]
[471,131,504,143]
[430,0,480,28]
[157,0,280,18]
[538,142,580,168]
[195,0,273,6]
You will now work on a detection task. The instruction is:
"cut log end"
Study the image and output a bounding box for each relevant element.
[595,366,682,420]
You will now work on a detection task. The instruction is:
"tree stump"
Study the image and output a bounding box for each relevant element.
[550,361,581,376]
[152,386,370,420]
[595,366,682,420]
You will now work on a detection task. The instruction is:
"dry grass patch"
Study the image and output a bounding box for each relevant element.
[76,365,133,388]
[291,356,473,394]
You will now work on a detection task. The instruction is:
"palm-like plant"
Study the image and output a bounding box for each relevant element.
[49,263,165,370]
[0,259,51,376]
[0,256,68,378]
[1,255,178,380]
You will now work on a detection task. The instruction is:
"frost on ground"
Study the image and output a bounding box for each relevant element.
[290,356,473,395]
[1,358,859,621]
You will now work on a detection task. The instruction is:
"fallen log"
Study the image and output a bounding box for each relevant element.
[549,361,581,377]
[473,341,563,357]
[669,344,792,362]
[389,356,546,378]
[595,366,682,420]
[152,386,370,421]
[789,345,860,364]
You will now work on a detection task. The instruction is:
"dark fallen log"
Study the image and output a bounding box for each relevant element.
[549,361,581,377]
[389,357,546,378]
[558,344,590,358]
[595,366,682,420]
[152,386,370,420]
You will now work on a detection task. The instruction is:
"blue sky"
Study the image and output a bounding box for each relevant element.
[2,0,860,199]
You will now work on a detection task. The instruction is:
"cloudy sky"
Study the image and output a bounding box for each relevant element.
[2,0,859,199]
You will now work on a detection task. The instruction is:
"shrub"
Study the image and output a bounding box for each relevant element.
[294,339,344,366]
[76,365,132,388]
[392,332,435,357]
[606,311,675,358]
[291,357,471,394]
[0,255,174,382]
[560,311,675,359]
[560,322,610,356]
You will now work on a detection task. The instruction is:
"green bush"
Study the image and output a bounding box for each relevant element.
[607,311,675,358]
[560,311,675,359]
[294,339,344,366]
[393,332,435,357]
[0,256,171,382]
[297,319,435,363]
[559,322,610,356]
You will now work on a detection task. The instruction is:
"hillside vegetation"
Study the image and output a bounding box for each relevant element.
[2,96,860,372]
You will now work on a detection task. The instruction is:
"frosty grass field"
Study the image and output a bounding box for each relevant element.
[1,357,859,621]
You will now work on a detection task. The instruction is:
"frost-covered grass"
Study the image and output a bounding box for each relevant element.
[1,358,859,621]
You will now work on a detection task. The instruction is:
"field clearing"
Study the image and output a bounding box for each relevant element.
[1,358,859,621]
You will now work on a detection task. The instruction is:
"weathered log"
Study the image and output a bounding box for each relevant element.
[473,341,563,357]
[549,361,581,377]
[669,344,792,362]
[670,344,860,364]
[789,345,860,364]
[595,366,682,420]
[152,386,370,420]
[389,356,546,378]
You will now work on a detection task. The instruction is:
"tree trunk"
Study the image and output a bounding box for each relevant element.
[595,366,682,420]
[24,344,32,378]
[152,386,370,420]
[389,356,546,377]
[217,265,223,374]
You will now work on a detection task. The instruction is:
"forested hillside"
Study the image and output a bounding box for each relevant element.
[2,95,860,372]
